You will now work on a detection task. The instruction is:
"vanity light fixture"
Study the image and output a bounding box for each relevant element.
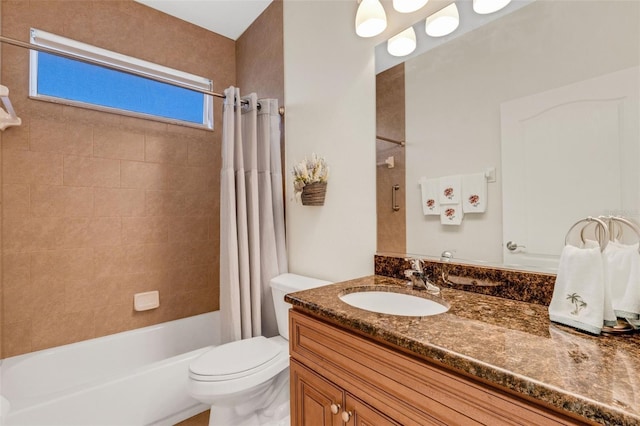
[392,0,429,14]
[355,0,388,38]
[387,26,417,57]
[472,0,511,15]
[425,3,459,37]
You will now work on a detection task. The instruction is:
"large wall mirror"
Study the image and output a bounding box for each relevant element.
[375,0,640,272]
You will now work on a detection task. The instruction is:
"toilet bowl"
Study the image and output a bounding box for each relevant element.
[187,273,331,426]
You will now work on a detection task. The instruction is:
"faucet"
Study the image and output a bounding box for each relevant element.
[404,258,440,295]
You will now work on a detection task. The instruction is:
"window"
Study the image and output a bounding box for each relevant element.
[29,28,213,129]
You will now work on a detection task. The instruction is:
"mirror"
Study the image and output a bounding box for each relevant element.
[376,0,640,272]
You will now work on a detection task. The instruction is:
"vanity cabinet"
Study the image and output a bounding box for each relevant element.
[289,309,590,426]
[291,359,399,426]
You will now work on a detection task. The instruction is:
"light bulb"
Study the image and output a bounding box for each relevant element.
[355,0,387,38]
[387,27,417,57]
[392,0,429,13]
[472,0,512,14]
[425,3,459,37]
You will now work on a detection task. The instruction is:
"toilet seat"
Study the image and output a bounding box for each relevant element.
[188,336,289,400]
[189,336,286,382]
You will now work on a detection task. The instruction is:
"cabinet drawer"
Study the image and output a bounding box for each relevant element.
[290,309,588,426]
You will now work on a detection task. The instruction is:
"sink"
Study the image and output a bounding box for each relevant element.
[339,290,449,316]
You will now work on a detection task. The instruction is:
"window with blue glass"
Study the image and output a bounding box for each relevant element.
[30,29,214,129]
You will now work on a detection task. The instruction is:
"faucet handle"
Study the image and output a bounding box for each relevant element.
[409,258,424,272]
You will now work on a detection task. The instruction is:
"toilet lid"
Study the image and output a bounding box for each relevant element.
[189,336,283,381]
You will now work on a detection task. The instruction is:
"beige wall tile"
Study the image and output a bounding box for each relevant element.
[184,191,215,216]
[93,302,134,336]
[2,321,33,358]
[145,190,186,216]
[187,136,216,167]
[2,149,63,185]
[62,105,121,128]
[64,155,120,188]
[121,160,167,190]
[122,216,168,245]
[31,311,95,351]
[94,188,145,217]
[1,123,29,151]
[3,252,31,290]
[169,216,209,243]
[94,126,145,161]
[58,217,122,249]
[93,275,129,307]
[30,184,94,217]
[3,183,30,217]
[31,248,95,287]
[167,165,214,193]
[1,0,240,356]
[93,245,129,279]
[145,134,188,164]
[3,216,60,252]
[4,280,65,324]
[30,118,93,156]
[64,279,100,314]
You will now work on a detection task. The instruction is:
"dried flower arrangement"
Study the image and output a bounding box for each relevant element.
[292,154,329,205]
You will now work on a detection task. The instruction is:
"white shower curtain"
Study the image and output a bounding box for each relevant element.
[220,86,288,343]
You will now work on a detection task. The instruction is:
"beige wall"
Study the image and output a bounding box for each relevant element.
[237,0,283,104]
[376,63,406,255]
[236,0,285,180]
[0,0,236,358]
[283,1,377,282]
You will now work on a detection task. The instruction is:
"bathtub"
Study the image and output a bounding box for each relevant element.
[0,311,220,426]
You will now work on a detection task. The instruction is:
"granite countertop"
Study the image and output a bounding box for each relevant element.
[285,275,640,426]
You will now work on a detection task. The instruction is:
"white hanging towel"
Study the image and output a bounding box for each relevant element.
[419,177,440,215]
[549,244,606,334]
[462,173,487,213]
[585,240,617,326]
[440,204,463,226]
[438,175,461,205]
[602,241,640,319]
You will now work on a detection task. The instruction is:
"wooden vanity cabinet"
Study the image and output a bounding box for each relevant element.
[289,309,590,426]
[291,359,400,426]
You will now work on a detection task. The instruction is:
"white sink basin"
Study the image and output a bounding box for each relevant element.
[339,290,449,316]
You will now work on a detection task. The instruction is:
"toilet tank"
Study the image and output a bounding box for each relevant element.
[270,273,332,340]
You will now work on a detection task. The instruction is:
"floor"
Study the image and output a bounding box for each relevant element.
[175,410,209,426]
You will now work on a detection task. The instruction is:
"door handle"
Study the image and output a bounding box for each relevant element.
[392,184,400,211]
[506,241,526,251]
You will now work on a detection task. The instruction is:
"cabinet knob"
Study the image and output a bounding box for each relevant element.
[330,403,340,415]
[341,410,352,422]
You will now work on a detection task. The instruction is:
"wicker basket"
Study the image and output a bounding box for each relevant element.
[301,182,327,206]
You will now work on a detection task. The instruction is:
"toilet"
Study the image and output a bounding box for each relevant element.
[187,273,332,426]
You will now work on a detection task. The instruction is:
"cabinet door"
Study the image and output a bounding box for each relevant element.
[344,393,401,426]
[291,359,343,426]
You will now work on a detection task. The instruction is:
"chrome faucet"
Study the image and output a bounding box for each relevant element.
[404,258,440,295]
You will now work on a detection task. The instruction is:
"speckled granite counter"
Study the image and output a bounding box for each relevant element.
[285,275,640,426]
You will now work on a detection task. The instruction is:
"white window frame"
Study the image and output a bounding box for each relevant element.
[29,28,214,130]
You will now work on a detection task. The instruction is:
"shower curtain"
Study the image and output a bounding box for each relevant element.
[220,86,288,343]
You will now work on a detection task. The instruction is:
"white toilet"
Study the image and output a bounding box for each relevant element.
[188,273,331,426]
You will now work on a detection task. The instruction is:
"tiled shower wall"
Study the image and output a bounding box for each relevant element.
[376,63,406,254]
[0,0,236,357]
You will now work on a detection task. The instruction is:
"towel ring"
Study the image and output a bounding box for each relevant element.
[564,216,609,252]
[578,220,608,245]
[601,216,640,252]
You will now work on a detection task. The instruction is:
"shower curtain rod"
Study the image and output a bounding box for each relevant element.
[0,35,285,116]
